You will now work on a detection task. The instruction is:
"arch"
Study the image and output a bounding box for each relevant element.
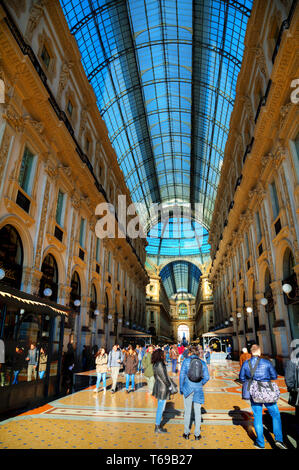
[177,323,190,343]
[70,264,87,296]
[0,215,33,269]
[275,238,295,281]
[42,245,66,286]
[258,259,273,293]
[69,270,81,308]
[0,223,24,289]
[39,253,59,302]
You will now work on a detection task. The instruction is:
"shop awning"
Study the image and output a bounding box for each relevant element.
[0,283,70,316]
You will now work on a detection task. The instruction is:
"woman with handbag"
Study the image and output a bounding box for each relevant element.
[179,346,210,440]
[239,344,287,449]
[151,348,176,433]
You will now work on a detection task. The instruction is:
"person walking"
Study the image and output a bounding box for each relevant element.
[12,346,25,384]
[239,347,251,368]
[25,343,38,381]
[152,348,174,433]
[178,343,185,364]
[137,345,143,374]
[204,347,211,365]
[179,346,210,440]
[170,345,179,376]
[142,344,155,393]
[123,345,138,393]
[94,347,108,393]
[239,344,287,449]
[38,346,48,379]
[108,344,123,394]
[61,343,75,395]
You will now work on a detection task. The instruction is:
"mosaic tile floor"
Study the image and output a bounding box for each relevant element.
[0,361,296,449]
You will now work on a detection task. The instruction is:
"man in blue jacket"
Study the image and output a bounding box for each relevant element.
[179,346,210,440]
[239,344,287,449]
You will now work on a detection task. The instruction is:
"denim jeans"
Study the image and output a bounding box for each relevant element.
[110,366,120,391]
[250,399,283,447]
[155,399,166,425]
[138,360,143,372]
[39,370,46,379]
[183,393,202,437]
[12,371,19,385]
[96,372,107,390]
[126,374,135,390]
[171,359,177,373]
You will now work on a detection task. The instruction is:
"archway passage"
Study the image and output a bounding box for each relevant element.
[178,324,190,344]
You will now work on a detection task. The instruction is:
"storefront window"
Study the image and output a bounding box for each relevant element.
[0,302,64,387]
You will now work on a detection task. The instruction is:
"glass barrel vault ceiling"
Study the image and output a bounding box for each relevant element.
[60,0,252,294]
[160,261,202,299]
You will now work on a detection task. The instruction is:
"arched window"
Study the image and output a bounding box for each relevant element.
[70,271,81,309]
[0,224,23,289]
[90,284,97,309]
[39,254,58,301]
[283,248,295,280]
[178,303,188,318]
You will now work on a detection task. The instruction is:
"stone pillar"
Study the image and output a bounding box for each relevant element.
[270,281,291,359]
[30,269,43,296]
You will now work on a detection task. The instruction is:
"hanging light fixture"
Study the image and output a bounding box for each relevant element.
[229,316,234,322]
[74,299,81,307]
[236,312,242,318]
[225,320,229,325]
[260,298,268,306]
[282,284,292,295]
[108,314,113,320]
[246,307,253,313]
[43,288,52,297]
[0,268,5,280]
[94,309,100,316]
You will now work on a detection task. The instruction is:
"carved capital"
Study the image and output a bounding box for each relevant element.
[2,104,24,132]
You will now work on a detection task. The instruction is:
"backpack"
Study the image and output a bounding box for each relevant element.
[187,357,203,382]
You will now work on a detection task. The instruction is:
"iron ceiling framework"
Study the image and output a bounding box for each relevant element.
[60,0,252,296]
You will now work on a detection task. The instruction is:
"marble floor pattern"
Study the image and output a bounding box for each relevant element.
[0,361,296,449]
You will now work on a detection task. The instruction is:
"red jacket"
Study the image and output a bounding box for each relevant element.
[178,346,185,355]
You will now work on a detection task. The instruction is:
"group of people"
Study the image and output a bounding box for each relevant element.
[60,340,299,449]
[1,342,48,386]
